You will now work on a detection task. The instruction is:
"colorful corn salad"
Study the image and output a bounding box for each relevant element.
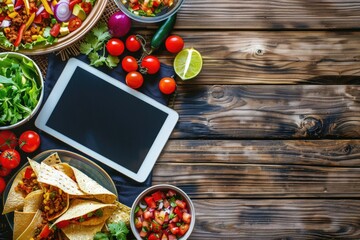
[122,0,174,17]
[0,0,96,50]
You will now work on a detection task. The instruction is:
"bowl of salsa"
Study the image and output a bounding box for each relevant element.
[130,184,195,240]
[114,0,185,23]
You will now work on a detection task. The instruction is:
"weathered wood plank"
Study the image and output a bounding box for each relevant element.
[190,199,360,239]
[159,140,360,167]
[153,140,360,198]
[153,162,360,198]
[172,0,360,30]
[171,85,360,139]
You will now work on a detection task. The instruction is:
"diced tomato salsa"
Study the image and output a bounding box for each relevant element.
[134,189,192,240]
[15,166,40,196]
[123,0,174,17]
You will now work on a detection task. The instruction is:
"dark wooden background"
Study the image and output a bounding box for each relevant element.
[146,0,360,239]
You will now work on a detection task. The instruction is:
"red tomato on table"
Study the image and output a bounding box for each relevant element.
[19,130,41,153]
[126,71,144,89]
[0,149,20,169]
[106,38,125,56]
[159,77,176,95]
[0,130,17,151]
[126,35,142,52]
[165,35,184,54]
[122,56,138,72]
[141,55,160,74]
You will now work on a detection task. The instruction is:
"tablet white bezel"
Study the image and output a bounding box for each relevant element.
[35,58,179,182]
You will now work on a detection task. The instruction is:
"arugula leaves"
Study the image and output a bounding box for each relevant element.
[80,22,119,68]
[93,221,129,240]
[0,54,41,126]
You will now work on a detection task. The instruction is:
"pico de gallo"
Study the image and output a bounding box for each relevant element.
[41,183,68,221]
[122,0,174,17]
[134,189,192,240]
[0,0,96,50]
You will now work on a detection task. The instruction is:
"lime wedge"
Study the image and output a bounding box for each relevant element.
[174,48,203,80]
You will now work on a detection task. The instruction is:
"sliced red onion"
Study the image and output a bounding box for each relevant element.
[54,1,72,22]
[36,5,44,16]
[157,201,164,210]
[139,201,147,209]
[0,20,11,28]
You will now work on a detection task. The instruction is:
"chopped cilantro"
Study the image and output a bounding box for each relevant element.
[79,22,118,68]
[93,221,129,240]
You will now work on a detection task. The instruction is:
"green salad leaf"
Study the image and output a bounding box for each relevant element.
[0,54,41,126]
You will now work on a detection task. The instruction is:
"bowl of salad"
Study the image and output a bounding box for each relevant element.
[0,52,44,130]
[130,184,195,240]
[114,0,185,23]
[0,0,107,55]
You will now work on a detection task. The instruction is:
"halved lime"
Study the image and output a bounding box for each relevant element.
[174,48,203,80]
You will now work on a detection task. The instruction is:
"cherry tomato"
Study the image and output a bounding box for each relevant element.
[106,38,125,56]
[165,35,184,54]
[0,177,5,194]
[125,71,144,89]
[122,56,138,72]
[19,130,41,153]
[159,77,176,95]
[141,55,160,74]
[0,165,11,177]
[80,2,92,14]
[0,130,17,151]
[68,16,82,32]
[125,35,141,52]
[0,149,20,169]
[50,23,61,37]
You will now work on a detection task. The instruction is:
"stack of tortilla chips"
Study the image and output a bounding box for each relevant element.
[2,153,130,240]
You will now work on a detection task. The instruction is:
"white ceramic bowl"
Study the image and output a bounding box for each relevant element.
[113,0,185,23]
[130,184,195,240]
[0,52,44,130]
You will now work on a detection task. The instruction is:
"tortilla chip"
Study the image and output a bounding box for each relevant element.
[54,163,75,179]
[23,190,43,212]
[61,222,104,240]
[28,158,41,177]
[52,199,116,227]
[2,168,28,214]
[37,163,84,196]
[16,210,43,240]
[42,152,62,165]
[71,167,117,204]
[106,201,131,226]
[13,211,36,240]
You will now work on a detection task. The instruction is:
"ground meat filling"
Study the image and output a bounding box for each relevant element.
[15,167,40,196]
[42,184,68,220]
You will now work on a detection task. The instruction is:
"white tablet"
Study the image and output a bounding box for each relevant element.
[35,58,178,182]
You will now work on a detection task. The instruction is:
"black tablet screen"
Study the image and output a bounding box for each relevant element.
[46,67,168,173]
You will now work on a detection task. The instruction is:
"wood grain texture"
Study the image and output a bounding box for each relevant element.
[190,199,360,239]
[171,85,360,139]
[172,0,360,30]
[152,140,360,198]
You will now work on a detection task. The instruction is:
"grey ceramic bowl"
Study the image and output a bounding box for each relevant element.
[130,184,195,239]
[113,0,185,23]
[0,52,44,130]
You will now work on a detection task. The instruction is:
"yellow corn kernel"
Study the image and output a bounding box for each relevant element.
[52,0,57,5]
[44,206,50,211]
[3,27,10,33]
[6,0,12,4]
[31,35,38,41]
[8,11,18,18]
[58,189,62,195]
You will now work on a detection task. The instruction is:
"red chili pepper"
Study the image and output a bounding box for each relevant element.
[14,24,26,47]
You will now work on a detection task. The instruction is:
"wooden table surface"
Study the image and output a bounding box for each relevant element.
[146,0,360,239]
